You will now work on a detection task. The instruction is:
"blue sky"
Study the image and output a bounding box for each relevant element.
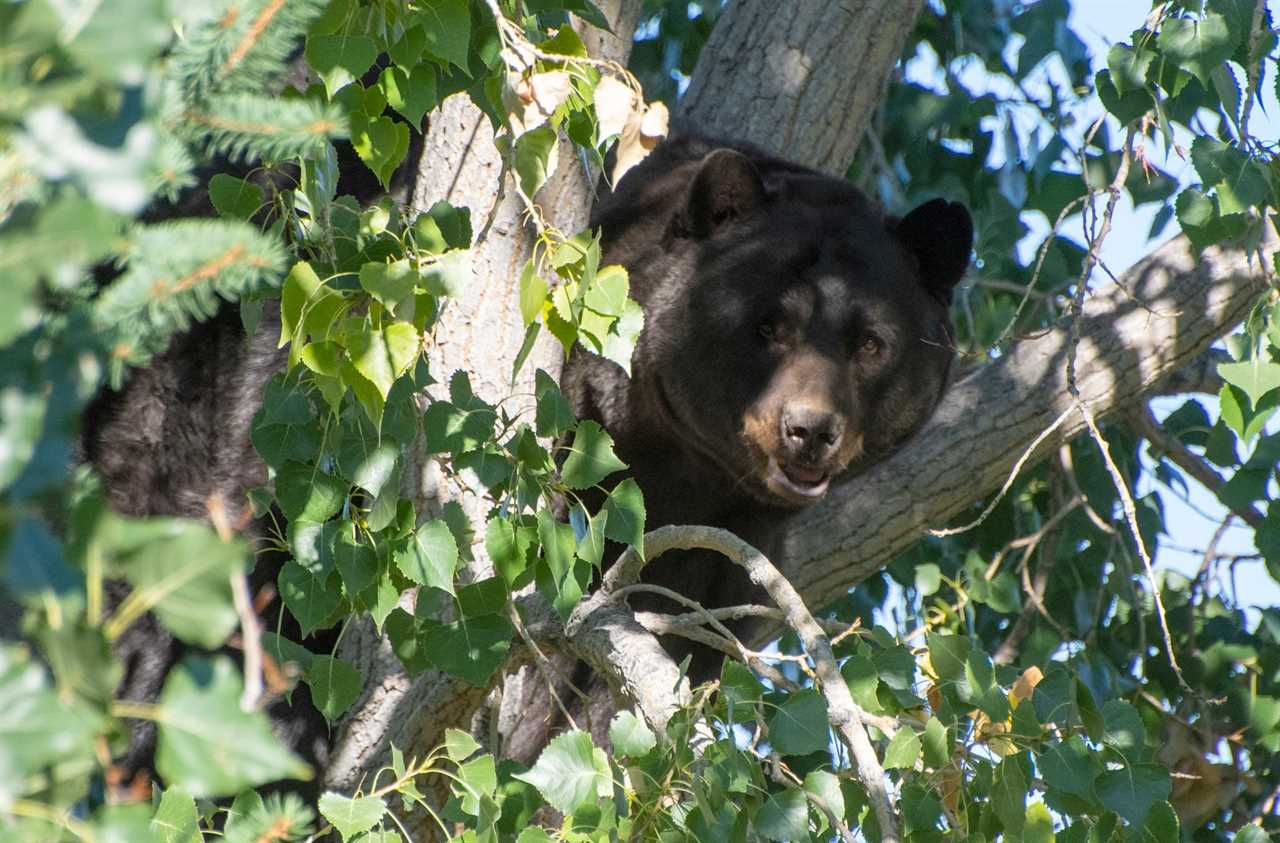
[903,1,1280,609]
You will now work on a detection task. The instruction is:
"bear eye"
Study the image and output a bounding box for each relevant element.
[758,321,777,341]
[858,334,882,355]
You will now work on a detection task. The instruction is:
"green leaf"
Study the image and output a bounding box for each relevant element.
[1234,825,1272,843]
[520,260,549,327]
[275,461,347,522]
[609,710,657,757]
[417,0,471,69]
[1094,763,1171,826]
[317,793,386,842]
[534,369,575,438]
[841,653,881,713]
[992,756,1028,835]
[156,656,311,797]
[1218,359,1280,407]
[455,754,498,816]
[396,519,459,594]
[1157,13,1235,88]
[305,655,363,722]
[1096,68,1152,124]
[380,63,437,127]
[114,519,246,649]
[514,125,559,198]
[1038,735,1097,800]
[928,632,970,683]
[601,298,644,376]
[754,787,809,841]
[208,173,264,221]
[1107,44,1154,94]
[603,477,646,556]
[445,727,483,762]
[0,644,104,800]
[768,688,829,756]
[420,249,472,298]
[360,259,417,312]
[513,730,610,815]
[921,717,950,768]
[251,375,323,469]
[279,559,342,636]
[803,769,845,821]
[583,265,629,317]
[347,323,418,403]
[1025,801,1054,843]
[305,35,377,97]
[561,421,627,489]
[353,116,410,190]
[1101,699,1145,757]
[150,787,200,843]
[413,613,512,685]
[883,725,921,769]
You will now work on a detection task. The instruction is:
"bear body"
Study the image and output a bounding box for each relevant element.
[82,131,971,769]
[562,134,972,676]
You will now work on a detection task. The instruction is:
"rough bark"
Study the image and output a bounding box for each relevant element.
[779,230,1277,619]
[679,0,926,174]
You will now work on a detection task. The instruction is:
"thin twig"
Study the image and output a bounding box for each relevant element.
[580,525,904,843]
[1079,404,1194,696]
[929,405,1074,537]
[207,493,264,712]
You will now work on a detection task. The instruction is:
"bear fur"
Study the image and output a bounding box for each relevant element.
[561,134,972,677]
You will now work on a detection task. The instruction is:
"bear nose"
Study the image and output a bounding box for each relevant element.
[780,405,843,461]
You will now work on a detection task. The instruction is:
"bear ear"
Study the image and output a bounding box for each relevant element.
[892,198,973,303]
[682,149,767,239]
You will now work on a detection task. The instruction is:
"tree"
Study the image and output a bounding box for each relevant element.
[2,0,1279,841]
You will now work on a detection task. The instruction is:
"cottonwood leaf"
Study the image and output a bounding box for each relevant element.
[768,688,829,756]
[513,730,610,815]
[156,657,311,797]
[318,793,386,842]
[608,711,656,758]
[279,560,342,637]
[560,421,626,488]
[305,655,362,722]
[275,461,346,522]
[208,174,263,221]
[395,519,458,594]
[603,477,645,555]
[1094,763,1171,826]
[754,787,808,841]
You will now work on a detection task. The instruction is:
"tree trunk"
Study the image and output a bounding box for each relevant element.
[325,0,646,796]
[679,0,926,174]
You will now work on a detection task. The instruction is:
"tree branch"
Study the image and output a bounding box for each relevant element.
[576,524,903,843]
[780,229,1276,619]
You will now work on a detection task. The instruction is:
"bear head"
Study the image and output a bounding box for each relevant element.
[608,144,972,509]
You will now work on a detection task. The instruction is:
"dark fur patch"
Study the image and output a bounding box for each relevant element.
[563,133,972,678]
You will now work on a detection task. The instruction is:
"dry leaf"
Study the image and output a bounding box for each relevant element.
[611,101,670,184]
[640,100,669,142]
[593,75,636,140]
[1010,664,1043,707]
[503,70,573,136]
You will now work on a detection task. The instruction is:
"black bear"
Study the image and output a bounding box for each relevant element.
[561,134,972,677]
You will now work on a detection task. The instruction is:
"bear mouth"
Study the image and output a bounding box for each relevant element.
[765,458,831,503]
